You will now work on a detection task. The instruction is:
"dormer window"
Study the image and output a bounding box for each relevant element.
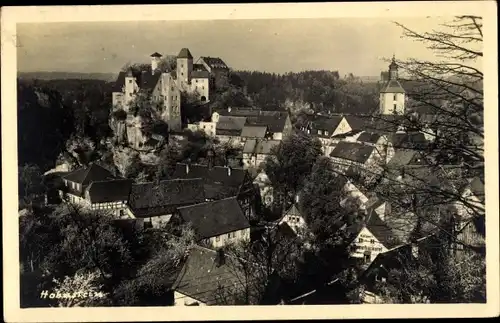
[318,130,323,135]
[325,131,329,136]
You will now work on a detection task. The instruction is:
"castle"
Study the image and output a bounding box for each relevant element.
[111,48,229,148]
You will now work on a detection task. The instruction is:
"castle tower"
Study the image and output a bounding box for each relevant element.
[150,52,162,74]
[124,68,136,110]
[379,55,406,115]
[176,48,193,89]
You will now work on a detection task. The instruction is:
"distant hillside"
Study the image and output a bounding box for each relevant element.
[18,71,117,82]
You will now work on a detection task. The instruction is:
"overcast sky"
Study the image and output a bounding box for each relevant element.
[17,17,449,76]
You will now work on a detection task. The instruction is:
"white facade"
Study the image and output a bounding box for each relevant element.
[202,228,251,249]
[349,227,389,263]
[380,92,405,115]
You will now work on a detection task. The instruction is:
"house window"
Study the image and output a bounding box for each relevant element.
[370,239,375,244]
[358,238,364,243]
[202,86,205,89]
[325,131,329,136]
[363,253,371,263]
[181,73,184,76]
[128,80,132,83]
[181,64,184,68]
[216,236,220,242]
[196,79,198,83]
[129,93,133,97]
[318,130,322,135]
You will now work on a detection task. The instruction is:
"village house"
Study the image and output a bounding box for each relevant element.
[277,203,309,238]
[212,107,293,141]
[346,211,402,265]
[173,197,251,249]
[303,114,352,154]
[214,115,247,146]
[359,236,430,304]
[127,178,207,228]
[454,176,485,219]
[356,132,395,164]
[59,164,133,217]
[329,141,385,175]
[172,162,258,222]
[172,245,257,306]
[242,139,281,169]
[240,125,269,141]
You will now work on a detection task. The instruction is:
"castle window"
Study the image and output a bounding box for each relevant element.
[394,94,397,101]
[393,103,397,110]
[128,80,132,83]
[181,73,184,76]
[181,64,184,68]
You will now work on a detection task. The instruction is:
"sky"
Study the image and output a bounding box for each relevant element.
[17,17,449,76]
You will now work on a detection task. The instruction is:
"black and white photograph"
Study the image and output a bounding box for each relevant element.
[2,2,498,321]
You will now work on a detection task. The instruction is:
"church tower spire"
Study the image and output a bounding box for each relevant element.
[379,54,406,115]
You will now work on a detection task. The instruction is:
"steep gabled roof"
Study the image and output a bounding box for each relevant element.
[241,125,267,138]
[172,163,248,191]
[172,245,251,305]
[365,212,401,249]
[329,141,376,164]
[216,116,247,131]
[199,56,229,70]
[63,163,117,186]
[386,149,418,168]
[357,132,383,144]
[177,197,250,239]
[177,48,193,59]
[86,179,133,204]
[308,115,344,137]
[112,72,126,92]
[380,79,405,93]
[129,178,206,218]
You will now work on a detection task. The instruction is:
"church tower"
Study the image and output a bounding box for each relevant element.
[379,55,405,115]
[176,48,193,89]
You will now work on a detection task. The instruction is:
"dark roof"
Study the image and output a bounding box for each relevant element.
[129,179,206,218]
[177,197,250,239]
[173,163,248,191]
[309,115,344,136]
[386,150,418,168]
[216,116,247,131]
[172,245,249,305]
[357,132,382,144]
[112,72,126,92]
[329,141,376,164]
[380,79,405,93]
[112,69,161,92]
[177,48,193,59]
[150,52,162,57]
[390,132,428,149]
[191,71,210,79]
[200,56,229,70]
[215,108,290,133]
[63,163,117,186]
[87,179,133,204]
[365,212,401,249]
[343,115,367,131]
[469,177,485,203]
[241,125,267,138]
[277,222,298,239]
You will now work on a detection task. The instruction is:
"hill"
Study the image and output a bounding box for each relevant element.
[18,71,117,82]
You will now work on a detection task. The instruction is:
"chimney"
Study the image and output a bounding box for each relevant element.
[207,149,215,170]
[215,248,226,267]
[227,166,232,176]
[295,194,300,204]
[227,106,232,113]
